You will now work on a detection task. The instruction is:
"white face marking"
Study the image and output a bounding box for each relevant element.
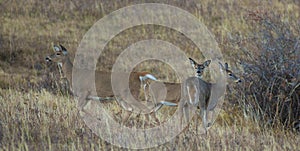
[189,58,211,77]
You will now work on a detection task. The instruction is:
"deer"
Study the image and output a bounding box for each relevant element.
[180,58,241,134]
[45,44,176,124]
[146,59,212,112]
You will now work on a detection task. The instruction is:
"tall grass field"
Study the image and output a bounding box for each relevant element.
[0,0,299,150]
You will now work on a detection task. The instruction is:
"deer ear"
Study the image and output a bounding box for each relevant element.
[59,44,68,55]
[224,63,229,70]
[203,60,211,67]
[53,45,61,52]
[189,58,197,68]
[218,62,225,70]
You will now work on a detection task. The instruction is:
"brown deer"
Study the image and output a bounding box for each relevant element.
[180,58,241,134]
[146,59,212,112]
[45,44,176,124]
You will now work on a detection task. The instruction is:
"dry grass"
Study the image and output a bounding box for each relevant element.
[0,0,299,150]
[0,89,299,150]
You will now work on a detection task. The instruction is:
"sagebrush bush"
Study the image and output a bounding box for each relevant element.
[238,11,299,129]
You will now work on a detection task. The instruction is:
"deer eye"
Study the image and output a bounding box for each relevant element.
[56,53,61,56]
[228,73,232,76]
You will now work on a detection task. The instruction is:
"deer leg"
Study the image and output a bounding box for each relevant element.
[143,114,150,127]
[180,84,190,128]
[179,101,185,128]
[150,112,160,125]
[78,90,92,112]
[153,103,163,112]
[146,83,156,104]
[182,103,196,131]
[144,114,154,127]
[206,110,214,128]
[195,110,200,134]
[143,82,149,101]
[140,79,150,102]
[121,110,132,125]
[115,97,133,125]
[183,102,190,125]
[201,109,207,135]
[142,112,159,127]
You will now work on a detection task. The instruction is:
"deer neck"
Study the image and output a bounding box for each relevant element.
[62,57,73,84]
[210,78,226,99]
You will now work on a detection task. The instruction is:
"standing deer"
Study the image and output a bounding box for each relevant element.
[45,44,176,124]
[146,59,211,112]
[181,58,241,134]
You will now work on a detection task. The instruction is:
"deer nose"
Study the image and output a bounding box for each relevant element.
[45,57,52,62]
[236,79,242,83]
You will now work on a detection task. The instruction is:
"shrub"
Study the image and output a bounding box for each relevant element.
[239,11,299,129]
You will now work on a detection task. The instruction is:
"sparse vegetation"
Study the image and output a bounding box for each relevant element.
[0,0,299,150]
